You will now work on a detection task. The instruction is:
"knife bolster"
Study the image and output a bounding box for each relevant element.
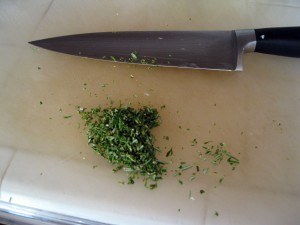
[235,29,257,71]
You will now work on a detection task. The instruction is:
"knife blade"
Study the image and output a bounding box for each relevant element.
[29,27,300,71]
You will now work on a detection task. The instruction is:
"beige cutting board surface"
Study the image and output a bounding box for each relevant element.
[1,0,300,224]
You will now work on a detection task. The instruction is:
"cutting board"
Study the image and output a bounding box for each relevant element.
[1,0,300,224]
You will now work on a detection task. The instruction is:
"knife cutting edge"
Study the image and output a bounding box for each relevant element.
[29,27,300,71]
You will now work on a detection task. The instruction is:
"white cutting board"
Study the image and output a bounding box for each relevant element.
[1,0,300,224]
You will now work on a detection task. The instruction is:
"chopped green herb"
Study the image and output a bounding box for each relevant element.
[78,105,166,188]
[178,180,183,185]
[200,189,205,194]
[166,148,173,157]
[149,183,158,190]
[191,138,198,146]
[215,211,219,216]
[38,67,41,70]
[110,56,117,61]
[203,142,239,170]
[118,181,125,185]
[163,136,170,141]
[93,165,98,169]
[160,105,166,110]
[179,165,193,171]
[196,165,200,172]
[64,115,73,119]
[219,176,224,183]
[203,167,209,174]
[39,101,43,105]
[189,175,196,181]
[130,52,138,62]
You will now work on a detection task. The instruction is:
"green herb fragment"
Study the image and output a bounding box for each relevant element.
[64,115,73,119]
[118,181,125,185]
[78,105,166,188]
[215,211,219,216]
[166,148,173,157]
[163,136,170,141]
[203,167,209,174]
[39,101,43,105]
[93,165,97,169]
[196,166,200,172]
[203,142,239,170]
[38,67,41,70]
[130,52,138,62]
[110,56,117,61]
[200,189,205,194]
[189,175,196,181]
[219,176,224,183]
[191,138,197,146]
[160,105,166,110]
[179,165,193,171]
[178,180,183,185]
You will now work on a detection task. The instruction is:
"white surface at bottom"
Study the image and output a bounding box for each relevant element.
[1,147,300,225]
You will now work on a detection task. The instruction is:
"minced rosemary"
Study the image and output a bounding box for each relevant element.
[78,105,166,189]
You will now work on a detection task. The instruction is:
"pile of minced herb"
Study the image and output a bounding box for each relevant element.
[78,105,166,189]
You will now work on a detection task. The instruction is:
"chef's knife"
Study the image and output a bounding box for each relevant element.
[29,27,300,71]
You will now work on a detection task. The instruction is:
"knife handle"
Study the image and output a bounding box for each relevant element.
[254,27,300,58]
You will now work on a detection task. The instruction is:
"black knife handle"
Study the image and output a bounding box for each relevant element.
[254,27,300,58]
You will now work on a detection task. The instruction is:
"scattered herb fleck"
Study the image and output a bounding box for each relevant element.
[39,101,43,105]
[163,136,170,141]
[166,148,173,157]
[203,167,209,174]
[215,211,219,216]
[191,138,198,146]
[200,189,205,194]
[219,176,224,183]
[64,115,73,119]
[203,142,239,170]
[178,180,183,185]
[110,56,117,61]
[179,165,193,171]
[189,175,196,181]
[130,52,138,62]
